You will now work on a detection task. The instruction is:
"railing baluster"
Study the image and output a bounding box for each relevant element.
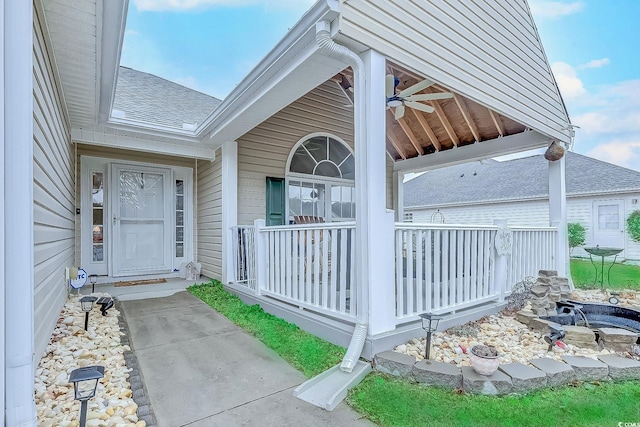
[331,227,339,311]
[339,228,348,314]
[415,229,424,313]
[395,229,403,316]
[406,229,414,315]
[425,230,432,311]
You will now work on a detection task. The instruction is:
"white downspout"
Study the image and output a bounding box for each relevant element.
[316,20,368,373]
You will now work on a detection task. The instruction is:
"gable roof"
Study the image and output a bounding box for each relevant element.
[404,152,640,208]
[112,67,221,131]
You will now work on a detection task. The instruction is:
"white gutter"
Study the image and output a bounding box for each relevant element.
[315,20,368,373]
[5,1,37,425]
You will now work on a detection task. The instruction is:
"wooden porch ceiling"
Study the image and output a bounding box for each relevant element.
[334,63,527,162]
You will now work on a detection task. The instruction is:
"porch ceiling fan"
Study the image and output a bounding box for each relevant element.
[386,74,453,120]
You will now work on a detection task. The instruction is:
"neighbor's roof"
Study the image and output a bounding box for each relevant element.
[112,67,221,130]
[404,152,640,208]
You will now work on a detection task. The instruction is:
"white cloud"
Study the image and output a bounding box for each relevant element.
[133,0,315,12]
[579,58,610,69]
[551,62,587,99]
[529,1,584,19]
[586,140,640,171]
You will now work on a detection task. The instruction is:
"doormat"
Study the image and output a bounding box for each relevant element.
[114,278,167,287]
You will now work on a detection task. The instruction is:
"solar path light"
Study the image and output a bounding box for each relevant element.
[89,274,98,293]
[419,313,441,362]
[69,365,105,427]
[79,296,97,331]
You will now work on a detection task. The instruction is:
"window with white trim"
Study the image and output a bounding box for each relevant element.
[287,136,355,222]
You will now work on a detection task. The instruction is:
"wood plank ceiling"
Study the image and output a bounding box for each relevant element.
[334,62,526,162]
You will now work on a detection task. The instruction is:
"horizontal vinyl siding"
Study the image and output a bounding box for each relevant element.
[237,81,354,225]
[339,0,570,142]
[33,7,74,362]
[197,149,223,279]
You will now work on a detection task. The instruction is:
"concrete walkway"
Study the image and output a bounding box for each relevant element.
[120,291,373,427]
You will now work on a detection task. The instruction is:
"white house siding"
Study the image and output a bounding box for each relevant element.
[406,193,640,260]
[33,7,74,361]
[237,80,395,225]
[338,0,570,143]
[74,144,196,267]
[196,149,223,280]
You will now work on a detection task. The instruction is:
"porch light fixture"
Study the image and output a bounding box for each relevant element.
[89,274,98,293]
[419,313,441,362]
[69,365,105,427]
[79,296,97,331]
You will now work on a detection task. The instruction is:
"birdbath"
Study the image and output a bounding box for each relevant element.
[583,246,623,289]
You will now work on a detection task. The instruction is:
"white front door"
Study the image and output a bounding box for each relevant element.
[593,200,626,252]
[111,164,172,276]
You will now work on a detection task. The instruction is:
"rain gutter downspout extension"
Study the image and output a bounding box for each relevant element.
[316,20,368,373]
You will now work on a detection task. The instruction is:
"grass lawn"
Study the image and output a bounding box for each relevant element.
[191,279,640,427]
[348,373,640,427]
[571,258,640,290]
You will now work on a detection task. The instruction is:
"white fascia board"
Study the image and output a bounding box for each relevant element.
[97,0,128,124]
[198,0,341,140]
[72,128,217,160]
[394,130,552,174]
[108,117,200,139]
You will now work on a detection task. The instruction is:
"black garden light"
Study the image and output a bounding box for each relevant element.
[89,274,98,293]
[79,296,97,331]
[69,365,105,427]
[419,313,441,362]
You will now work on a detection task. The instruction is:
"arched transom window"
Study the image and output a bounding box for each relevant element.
[287,135,355,222]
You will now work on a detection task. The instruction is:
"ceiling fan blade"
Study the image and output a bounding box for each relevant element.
[405,101,435,114]
[398,78,435,97]
[385,74,396,98]
[394,104,405,120]
[405,93,453,102]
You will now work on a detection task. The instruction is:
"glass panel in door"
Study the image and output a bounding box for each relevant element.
[112,165,172,275]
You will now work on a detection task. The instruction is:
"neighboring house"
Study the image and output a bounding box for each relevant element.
[3,0,572,422]
[403,152,640,261]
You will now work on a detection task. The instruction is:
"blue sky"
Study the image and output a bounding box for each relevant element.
[121,0,640,171]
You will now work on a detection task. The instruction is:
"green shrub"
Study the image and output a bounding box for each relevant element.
[567,222,586,254]
[628,210,640,243]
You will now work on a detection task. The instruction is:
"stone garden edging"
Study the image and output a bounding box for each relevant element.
[373,350,640,395]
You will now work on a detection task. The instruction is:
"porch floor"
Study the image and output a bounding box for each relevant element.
[79,276,210,301]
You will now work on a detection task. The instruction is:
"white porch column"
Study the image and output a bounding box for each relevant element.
[358,49,396,335]
[549,154,569,280]
[221,141,238,285]
[5,0,37,425]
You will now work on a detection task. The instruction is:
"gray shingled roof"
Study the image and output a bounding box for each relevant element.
[404,152,640,208]
[112,67,221,130]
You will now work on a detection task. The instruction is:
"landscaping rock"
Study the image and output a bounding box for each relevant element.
[515,310,536,326]
[539,270,558,277]
[530,285,549,297]
[461,366,512,395]
[529,318,562,333]
[374,351,416,377]
[411,360,462,388]
[530,358,576,387]
[598,328,638,352]
[498,363,547,393]
[597,354,640,380]
[561,356,609,381]
[563,326,599,350]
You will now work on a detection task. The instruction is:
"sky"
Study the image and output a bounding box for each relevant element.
[121,0,640,171]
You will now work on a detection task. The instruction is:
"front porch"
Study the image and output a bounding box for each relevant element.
[229,220,560,358]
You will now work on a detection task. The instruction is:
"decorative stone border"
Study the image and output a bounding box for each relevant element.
[373,350,640,395]
[114,299,157,426]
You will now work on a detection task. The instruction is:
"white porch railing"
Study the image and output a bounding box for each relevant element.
[509,227,558,290]
[231,221,559,326]
[232,221,357,321]
[395,224,499,319]
[231,225,256,290]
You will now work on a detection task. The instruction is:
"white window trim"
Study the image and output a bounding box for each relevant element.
[285,133,356,223]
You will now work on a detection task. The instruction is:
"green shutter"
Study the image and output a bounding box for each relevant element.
[266,177,286,226]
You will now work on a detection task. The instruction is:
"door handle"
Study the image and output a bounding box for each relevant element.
[113,215,117,225]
